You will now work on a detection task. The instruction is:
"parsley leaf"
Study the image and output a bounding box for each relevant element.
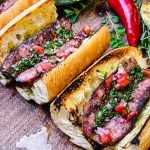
[110,35,124,48]
[106,12,125,49]
[111,16,120,23]
[63,0,93,23]
[101,17,108,24]
[116,26,126,36]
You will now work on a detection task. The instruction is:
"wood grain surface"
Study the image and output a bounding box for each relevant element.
[0,1,144,150]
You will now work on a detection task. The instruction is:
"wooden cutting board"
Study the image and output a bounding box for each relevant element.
[0,1,144,150]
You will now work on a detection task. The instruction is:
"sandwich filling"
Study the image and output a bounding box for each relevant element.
[0,19,91,85]
[82,58,150,146]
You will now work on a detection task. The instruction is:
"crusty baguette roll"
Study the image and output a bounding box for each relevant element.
[50,47,150,150]
[0,0,57,64]
[16,26,110,104]
[0,0,40,30]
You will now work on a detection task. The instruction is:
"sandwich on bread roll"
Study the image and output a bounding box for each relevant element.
[50,47,150,150]
[0,19,110,104]
[0,0,57,64]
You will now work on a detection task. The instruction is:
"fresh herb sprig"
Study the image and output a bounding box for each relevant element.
[139,19,150,62]
[106,12,125,48]
[64,0,93,23]
[134,0,150,61]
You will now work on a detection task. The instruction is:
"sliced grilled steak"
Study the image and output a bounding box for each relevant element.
[82,58,150,146]
[15,32,87,84]
[0,18,90,84]
[1,19,70,73]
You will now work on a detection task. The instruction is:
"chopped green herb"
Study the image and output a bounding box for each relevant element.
[44,39,64,53]
[1,71,10,79]
[44,24,74,53]
[94,66,144,128]
[56,25,74,40]
[11,50,41,77]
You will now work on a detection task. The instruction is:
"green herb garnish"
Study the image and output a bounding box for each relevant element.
[56,25,74,40]
[111,16,120,23]
[44,24,74,53]
[44,39,64,53]
[11,51,41,77]
[1,71,10,79]
[106,12,125,49]
[101,17,108,24]
[64,0,93,23]
[110,35,124,48]
[134,0,150,61]
[94,66,144,128]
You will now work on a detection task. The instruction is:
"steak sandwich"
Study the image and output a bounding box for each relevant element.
[50,47,150,150]
[0,18,110,104]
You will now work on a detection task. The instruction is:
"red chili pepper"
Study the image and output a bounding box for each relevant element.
[108,0,141,47]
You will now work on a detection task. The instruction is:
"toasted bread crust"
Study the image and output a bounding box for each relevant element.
[0,0,57,64]
[0,0,40,30]
[50,47,149,149]
[131,119,150,150]
[42,27,110,101]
